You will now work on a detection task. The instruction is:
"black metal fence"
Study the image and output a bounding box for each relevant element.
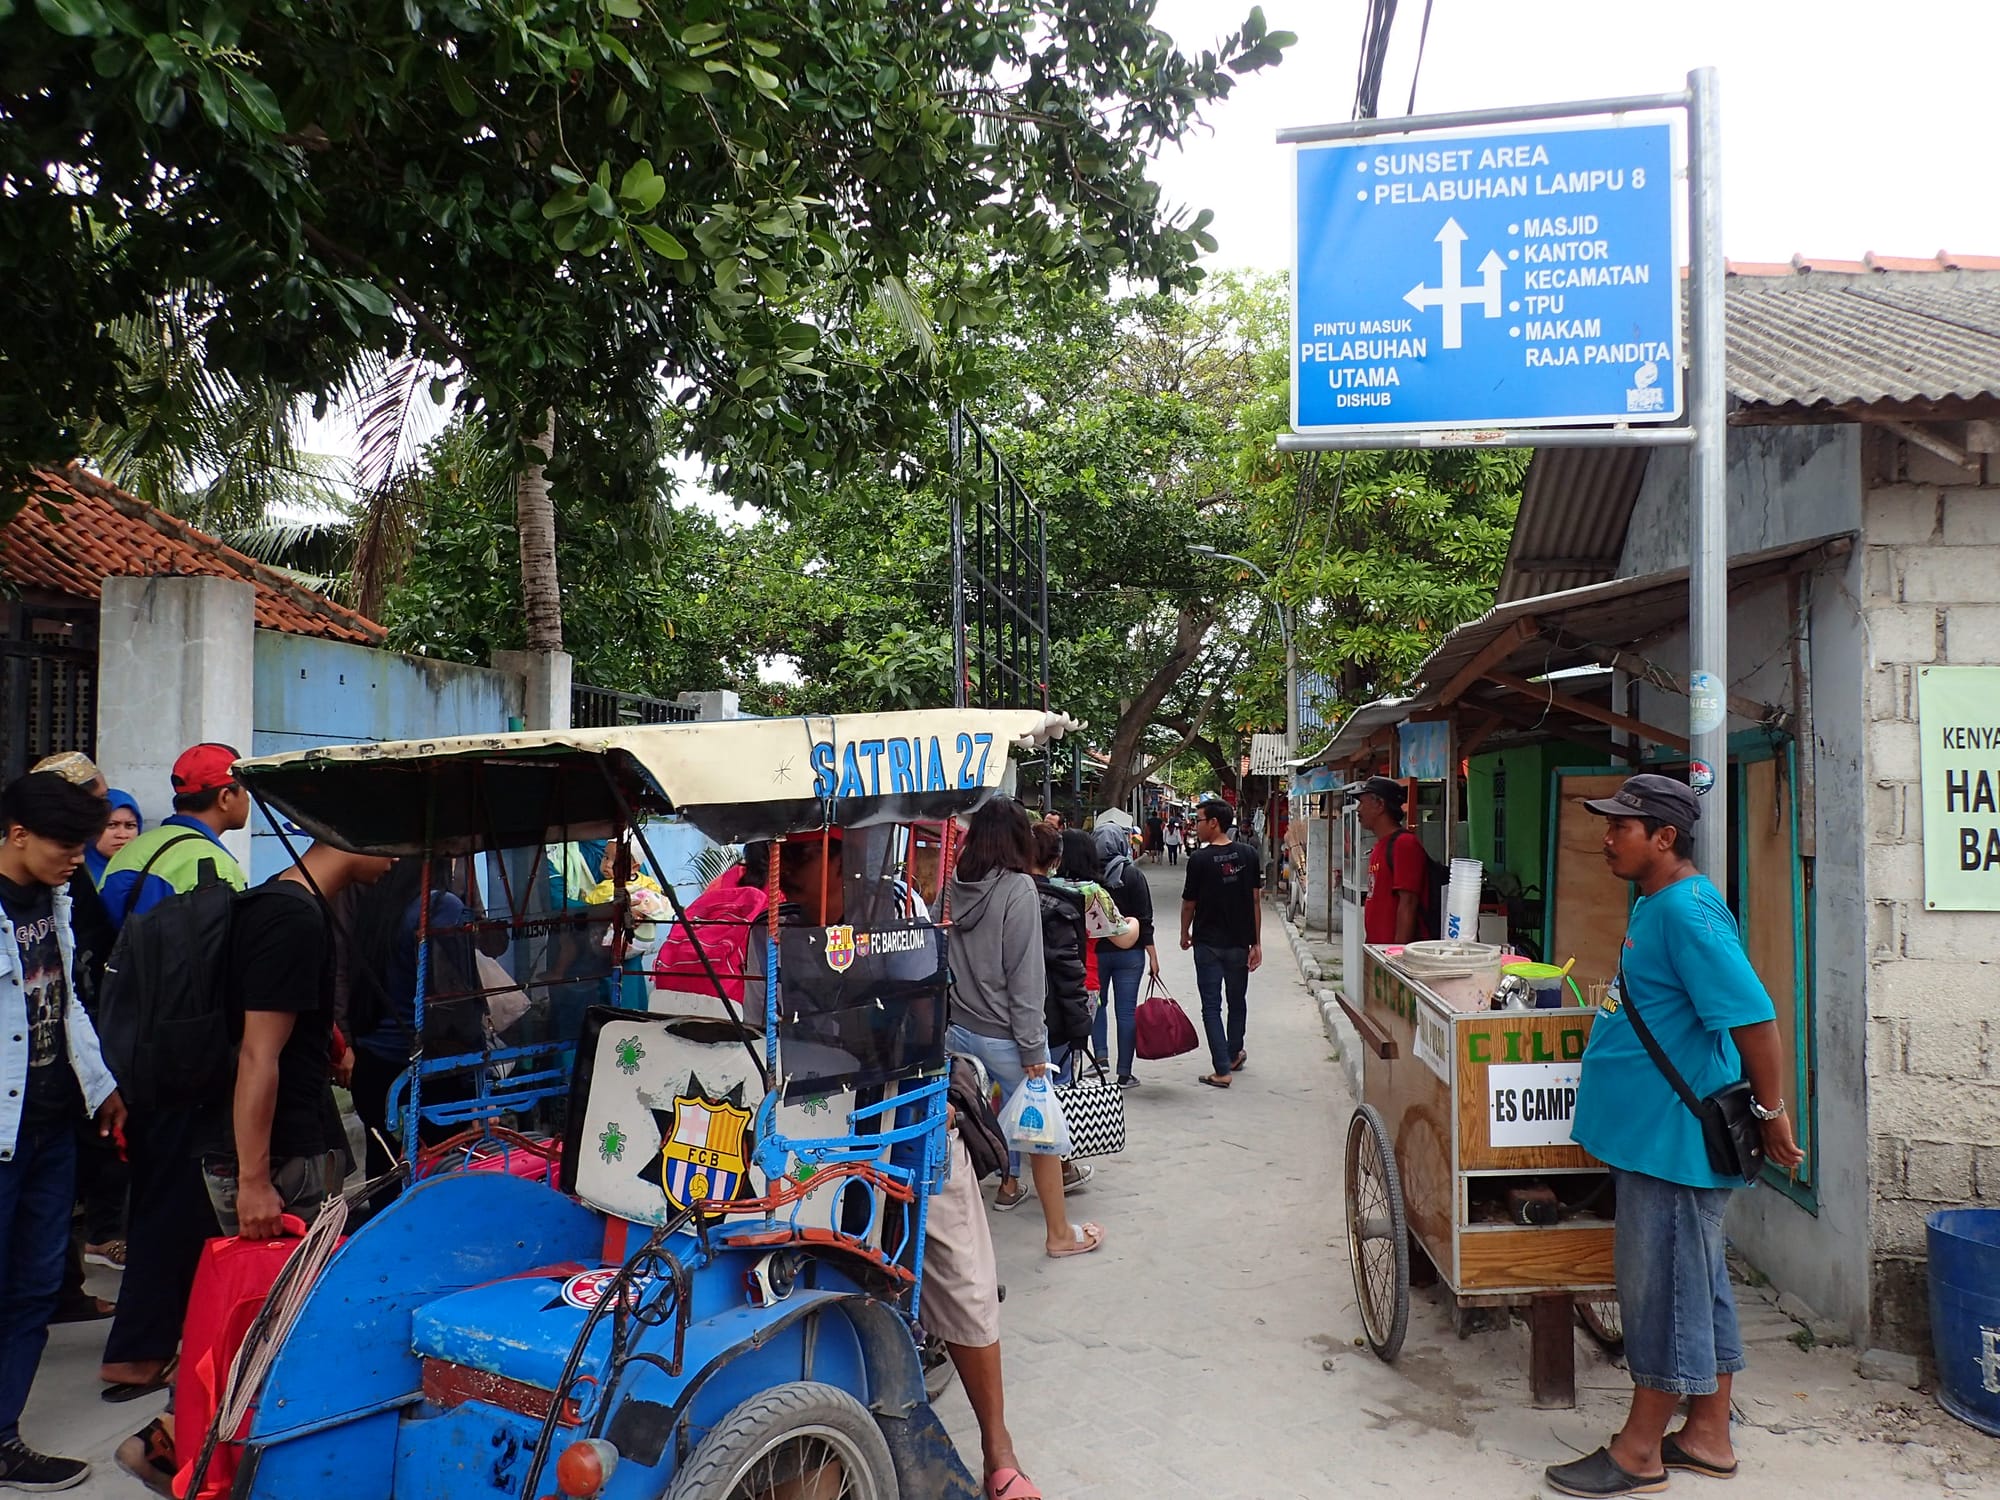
[949,408,1053,805]
[570,683,699,729]
[0,601,98,783]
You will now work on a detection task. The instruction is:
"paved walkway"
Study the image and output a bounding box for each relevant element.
[24,863,2000,1496]
[935,864,2000,1499]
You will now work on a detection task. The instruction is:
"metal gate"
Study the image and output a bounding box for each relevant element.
[0,600,98,783]
[948,409,1054,807]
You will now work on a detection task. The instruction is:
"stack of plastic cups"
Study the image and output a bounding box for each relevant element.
[1444,858,1483,940]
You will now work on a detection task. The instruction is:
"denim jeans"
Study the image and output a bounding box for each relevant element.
[1612,1166,1745,1395]
[1094,945,1148,1079]
[946,1025,1031,1180]
[0,1122,77,1442]
[1192,943,1250,1077]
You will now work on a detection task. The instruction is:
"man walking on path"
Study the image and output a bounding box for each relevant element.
[1546,774,1804,1499]
[1179,799,1262,1090]
[0,773,126,1493]
[99,745,251,1404]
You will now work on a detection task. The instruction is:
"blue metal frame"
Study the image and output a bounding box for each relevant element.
[235,767,956,1500]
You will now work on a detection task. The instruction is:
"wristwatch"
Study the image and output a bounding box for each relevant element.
[1749,1096,1786,1121]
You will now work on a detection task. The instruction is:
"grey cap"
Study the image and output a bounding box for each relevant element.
[1353,775,1405,808]
[1581,773,1699,832]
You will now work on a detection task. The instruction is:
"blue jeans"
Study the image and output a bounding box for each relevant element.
[0,1122,77,1442]
[1094,946,1147,1079]
[1612,1166,1745,1395]
[947,1024,1069,1179]
[1192,944,1249,1077]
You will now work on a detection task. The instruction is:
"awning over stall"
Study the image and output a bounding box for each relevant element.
[1303,533,1852,776]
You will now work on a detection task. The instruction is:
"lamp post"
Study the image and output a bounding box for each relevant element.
[1190,546,1297,860]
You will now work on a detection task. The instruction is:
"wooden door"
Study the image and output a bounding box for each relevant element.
[1546,770,1631,999]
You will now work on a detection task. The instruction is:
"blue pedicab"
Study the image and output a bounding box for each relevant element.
[226,709,1075,1500]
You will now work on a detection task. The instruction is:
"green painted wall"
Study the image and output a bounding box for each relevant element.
[1465,741,1603,893]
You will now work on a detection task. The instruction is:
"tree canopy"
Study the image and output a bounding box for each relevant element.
[2,0,1291,513]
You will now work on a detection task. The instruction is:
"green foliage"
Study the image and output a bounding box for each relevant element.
[1244,446,1526,732]
[381,417,752,697]
[1,0,1292,514]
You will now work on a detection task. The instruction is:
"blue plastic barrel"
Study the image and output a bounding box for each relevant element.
[1927,1208,2000,1437]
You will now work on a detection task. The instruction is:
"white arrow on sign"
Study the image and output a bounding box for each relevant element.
[1403,217,1505,350]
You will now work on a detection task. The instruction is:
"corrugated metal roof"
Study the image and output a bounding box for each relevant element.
[1498,445,1650,603]
[1497,263,2000,602]
[1727,270,2000,409]
[1298,695,1413,770]
[1418,535,1851,707]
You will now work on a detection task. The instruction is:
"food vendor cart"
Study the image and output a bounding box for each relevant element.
[1337,944,1615,1407]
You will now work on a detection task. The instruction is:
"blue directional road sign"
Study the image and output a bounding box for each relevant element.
[1292,122,1678,433]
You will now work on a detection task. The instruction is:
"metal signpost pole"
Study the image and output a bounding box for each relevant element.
[1686,66,1729,882]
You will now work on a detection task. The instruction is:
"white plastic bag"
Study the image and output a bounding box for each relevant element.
[997,1072,1072,1157]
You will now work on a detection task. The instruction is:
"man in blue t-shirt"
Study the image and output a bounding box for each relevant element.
[1547,774,1804,1500]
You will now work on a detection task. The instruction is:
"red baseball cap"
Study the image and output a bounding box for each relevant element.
[171,743,241,795]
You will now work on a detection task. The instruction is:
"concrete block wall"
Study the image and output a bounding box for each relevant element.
[1858,430,2000,1353]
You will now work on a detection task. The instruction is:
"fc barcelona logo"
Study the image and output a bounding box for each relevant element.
[636,1073,753,1213]
[824,924,856,973]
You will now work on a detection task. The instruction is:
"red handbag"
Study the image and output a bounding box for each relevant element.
[1134,976,1200,1060]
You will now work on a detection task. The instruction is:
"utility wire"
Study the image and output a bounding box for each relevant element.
[1405,0,1435,116]
[1352,0,1398,120]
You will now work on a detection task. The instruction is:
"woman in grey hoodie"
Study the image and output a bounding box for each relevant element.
[945,799,1104,1259]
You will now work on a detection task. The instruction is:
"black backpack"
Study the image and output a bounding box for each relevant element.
[95,857,240,1113]
[1397,828,1450,942]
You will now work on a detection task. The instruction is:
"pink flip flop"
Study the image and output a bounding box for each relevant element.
[988,1467,1045,1499]
[1046,1221,1104,1258]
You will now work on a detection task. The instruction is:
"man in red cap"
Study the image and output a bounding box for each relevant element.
[97,744,252,1417]
[99,744,250,928]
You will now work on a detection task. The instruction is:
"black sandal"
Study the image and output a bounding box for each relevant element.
[1197,1073,1232,1089]
[1544,1447,1669,1497]
[1662,1433,1738,1479]
[101,1359,175,1403]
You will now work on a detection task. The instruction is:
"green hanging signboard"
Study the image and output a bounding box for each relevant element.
[1918,665,2000,910]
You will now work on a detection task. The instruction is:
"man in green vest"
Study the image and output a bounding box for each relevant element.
[99,744,250,929]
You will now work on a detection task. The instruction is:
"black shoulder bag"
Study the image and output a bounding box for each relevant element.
[1615,962,1766,1185]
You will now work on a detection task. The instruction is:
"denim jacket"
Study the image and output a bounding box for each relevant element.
[0,881,118,1160]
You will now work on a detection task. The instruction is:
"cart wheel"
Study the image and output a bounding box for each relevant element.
[1344,1103,1410,1361]
[665,1381,897,1500]
[1577,1295,1625,1353]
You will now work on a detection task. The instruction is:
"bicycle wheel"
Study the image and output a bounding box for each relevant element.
[1344,1103,1410,1361]
[666,1381,897,1500]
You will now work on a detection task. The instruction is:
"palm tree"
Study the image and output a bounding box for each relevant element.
[515,411,563,653]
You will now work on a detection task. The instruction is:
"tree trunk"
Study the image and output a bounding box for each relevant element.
[1187,731,1241,801]
[1097,606,1217,809]
[516,409,563,653]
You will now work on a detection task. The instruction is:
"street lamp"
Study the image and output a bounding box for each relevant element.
[1187,545,1297,770]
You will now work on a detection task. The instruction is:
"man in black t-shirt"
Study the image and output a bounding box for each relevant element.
[1179,799,1264,1090]
[202,845,390,1240]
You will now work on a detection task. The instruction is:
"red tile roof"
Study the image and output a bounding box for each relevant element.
[3,465,386,645]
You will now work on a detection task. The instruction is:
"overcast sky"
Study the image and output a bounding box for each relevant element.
[1148,0,2000,270]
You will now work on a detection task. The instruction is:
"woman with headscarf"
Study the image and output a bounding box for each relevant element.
[86,791,142,887]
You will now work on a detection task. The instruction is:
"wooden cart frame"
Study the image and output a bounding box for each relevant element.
[1338,946,1617,1406]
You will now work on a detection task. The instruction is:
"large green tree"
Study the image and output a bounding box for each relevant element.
[2,0,1291,510]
